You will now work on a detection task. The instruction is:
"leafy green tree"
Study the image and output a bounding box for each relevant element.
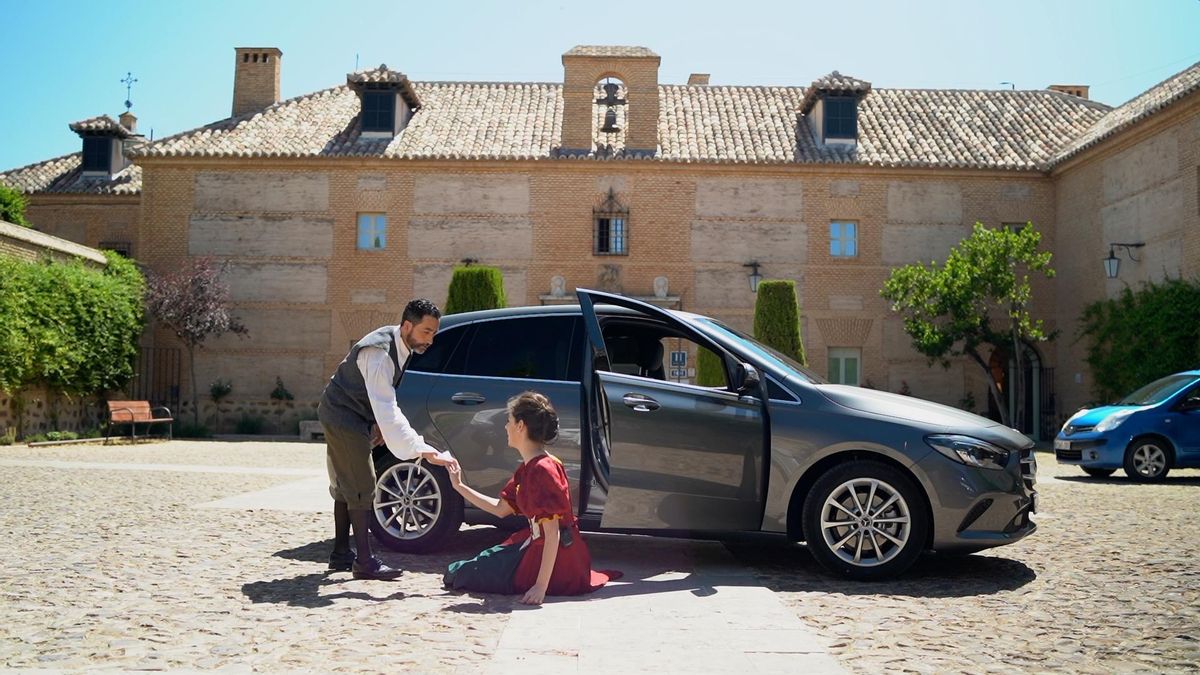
[144,257,247,425]
[444,265,506,314]
[753,280,807,366]
[0,184,31,227]
[1079,278,1200,403]
[881,222,1054,427]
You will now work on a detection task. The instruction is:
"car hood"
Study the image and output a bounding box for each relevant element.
[1066,405,1146,427]
[817,384,1030,449]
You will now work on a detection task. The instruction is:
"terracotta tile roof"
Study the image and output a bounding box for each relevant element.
[68,115,134,138]
[800,71,873,113]
[126,80,1110,169]
[1048,60,1200,167]
[564,46,658,58]
[0,152,141,195]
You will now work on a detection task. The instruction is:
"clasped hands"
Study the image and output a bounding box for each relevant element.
[370,424,459,472]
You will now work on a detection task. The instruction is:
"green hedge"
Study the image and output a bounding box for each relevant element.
[0,184,30,227]
[444,265,506,314]
[753,280,807,366]
[0,252,144,395]
[695,348,725,387]
[1079,278,1200,403]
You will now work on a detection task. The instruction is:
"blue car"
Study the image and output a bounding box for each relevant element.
[1055,370,1200,481]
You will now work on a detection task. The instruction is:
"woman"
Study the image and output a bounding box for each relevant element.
[444,391,620,604]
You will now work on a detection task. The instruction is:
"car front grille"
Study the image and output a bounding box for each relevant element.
[1056,448,1082,461]
[1019,446,1037,491]
[1064,424,1094,435]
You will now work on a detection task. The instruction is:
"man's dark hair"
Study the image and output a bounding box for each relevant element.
[402,298,442,326]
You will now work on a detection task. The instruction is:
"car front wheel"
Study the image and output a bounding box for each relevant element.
[802,461,928,580]
[1123,437,1172,482]
[370,459,463,553]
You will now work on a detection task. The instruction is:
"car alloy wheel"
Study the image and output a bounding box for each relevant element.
[368,460,463,553]
[802,461,928,580]
[1124,439,1171,482]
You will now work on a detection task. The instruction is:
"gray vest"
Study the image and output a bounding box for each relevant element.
[318,326,406,434]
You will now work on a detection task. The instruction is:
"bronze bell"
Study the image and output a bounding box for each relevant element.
[596,81,625,106]
[600,107,620,133]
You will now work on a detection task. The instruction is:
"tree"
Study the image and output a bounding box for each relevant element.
[144,257,247,425]
[0,184,31,227]
[444,265,506,314]
[881,222,1055,427]
[753,280,807,366]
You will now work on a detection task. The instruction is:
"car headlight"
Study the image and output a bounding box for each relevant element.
[926,434,1010,471]
[1094,409,1135,433]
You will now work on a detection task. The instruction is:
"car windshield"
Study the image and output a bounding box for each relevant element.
[1117,374,1196,406]
[697,318,828,384]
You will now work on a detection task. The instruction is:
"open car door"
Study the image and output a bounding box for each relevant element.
[577,289,766,532]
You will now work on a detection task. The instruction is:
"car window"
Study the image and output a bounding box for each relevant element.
[1117,374,1196,406]
[406,324,468,374]
[601,319,728,387]
[463,316,576,381]
[766,376,799,402]
[697,318,828,384]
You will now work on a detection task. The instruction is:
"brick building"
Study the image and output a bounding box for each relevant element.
[3,45,1198,438]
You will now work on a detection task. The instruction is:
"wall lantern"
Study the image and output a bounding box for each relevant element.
[743,261,763,292]
[1103,242,1144,279]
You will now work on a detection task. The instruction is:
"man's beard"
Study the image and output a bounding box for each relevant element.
[404,335,431,353]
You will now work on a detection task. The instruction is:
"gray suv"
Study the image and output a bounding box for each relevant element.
[369,289,1037,579]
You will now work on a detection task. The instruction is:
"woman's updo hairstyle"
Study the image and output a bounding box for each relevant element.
[507,391,559,444]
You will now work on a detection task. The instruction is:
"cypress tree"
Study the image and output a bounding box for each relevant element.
[445,265,506,314]
[753,280,806,366]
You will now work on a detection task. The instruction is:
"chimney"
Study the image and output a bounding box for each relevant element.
[232,47,282,117]
[1048,84,1089,100]
[119,111,137,133]
[687,73,710,86]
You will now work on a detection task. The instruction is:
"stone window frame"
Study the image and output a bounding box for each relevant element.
[830,220,858,258]
[593,188,629,256]
[823,96,857,140]
[828,347,861,385]
[356,213,388,250]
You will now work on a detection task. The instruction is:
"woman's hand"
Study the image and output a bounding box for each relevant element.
[447,462,465,491]
[520,583,547,605]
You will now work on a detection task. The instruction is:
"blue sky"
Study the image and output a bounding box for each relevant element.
[2,0,1198,170]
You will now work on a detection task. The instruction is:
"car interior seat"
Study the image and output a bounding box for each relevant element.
[637,340,666,380]
[605,336,641,376]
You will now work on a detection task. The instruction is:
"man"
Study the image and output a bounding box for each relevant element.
[318,298,457,580]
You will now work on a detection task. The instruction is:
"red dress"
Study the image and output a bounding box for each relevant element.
[444,454,619,596]
[499,454,618,595]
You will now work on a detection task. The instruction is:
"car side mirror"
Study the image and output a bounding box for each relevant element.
[735,363,761,394]
[1180,397,1200,412]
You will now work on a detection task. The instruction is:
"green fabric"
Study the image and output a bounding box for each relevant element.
[444,543,523,594]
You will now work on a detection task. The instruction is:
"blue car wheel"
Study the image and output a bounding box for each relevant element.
[1123,437,1173,482]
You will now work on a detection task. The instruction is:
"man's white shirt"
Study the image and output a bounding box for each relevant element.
[356,326,436,460]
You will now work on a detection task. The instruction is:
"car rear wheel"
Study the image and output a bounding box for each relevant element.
[1082,467,1115,478]
[370,459,463,553]
[1123,438,1172,482]
[802,461,928,580]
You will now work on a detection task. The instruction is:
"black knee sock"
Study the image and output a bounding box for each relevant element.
[333,501,351,553]
[350,509,373,562]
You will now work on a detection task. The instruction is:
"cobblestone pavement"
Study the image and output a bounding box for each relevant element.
[1,440,1198,673]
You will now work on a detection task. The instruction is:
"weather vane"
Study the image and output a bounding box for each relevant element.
[121,72,138,111]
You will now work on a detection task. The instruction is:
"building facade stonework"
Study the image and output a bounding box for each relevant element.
[3,45,1198,438]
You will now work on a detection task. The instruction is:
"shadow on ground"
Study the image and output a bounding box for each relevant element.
[724,540,1037,599]
[1054,474,1200,486]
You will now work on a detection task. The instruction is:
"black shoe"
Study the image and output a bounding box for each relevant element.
[352,557,403,581]
[328,548,355,571]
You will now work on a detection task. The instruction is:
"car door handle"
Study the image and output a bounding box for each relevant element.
[450,392,486,405]
[622,394,660,412]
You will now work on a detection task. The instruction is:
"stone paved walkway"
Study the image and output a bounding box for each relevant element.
[1,440,1198,673]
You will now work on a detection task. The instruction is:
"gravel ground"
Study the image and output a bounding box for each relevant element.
[1,441,1197,673]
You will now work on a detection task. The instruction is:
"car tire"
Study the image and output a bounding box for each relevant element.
[801,460,928,581]
[1123,437,1172,482]
[1082,467,1115,478]
[369,457,464,553]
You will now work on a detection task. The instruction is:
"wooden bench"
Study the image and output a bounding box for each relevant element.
[105,400,174,443]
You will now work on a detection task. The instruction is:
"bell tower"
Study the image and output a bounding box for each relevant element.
[561,46,660,154]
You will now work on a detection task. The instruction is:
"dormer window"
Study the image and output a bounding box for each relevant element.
[346,64,421,139]
[69,115,134,177]
[824,96,857,140]
[799,71,872,147]
[81,137,112,173]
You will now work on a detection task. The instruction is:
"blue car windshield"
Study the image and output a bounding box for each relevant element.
[1117,374,1196,406]
[698,318,828,384]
